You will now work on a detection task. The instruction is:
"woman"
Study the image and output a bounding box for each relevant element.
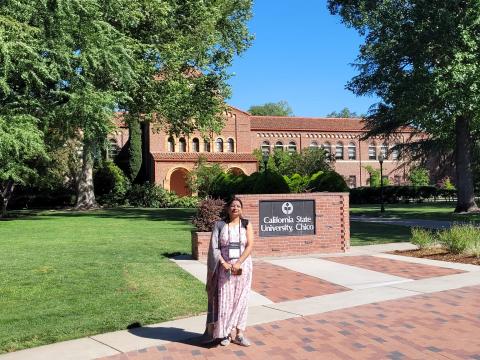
[206,197,254,347]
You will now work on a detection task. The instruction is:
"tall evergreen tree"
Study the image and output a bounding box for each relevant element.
[127,119,142,182]
[329,0,480,212]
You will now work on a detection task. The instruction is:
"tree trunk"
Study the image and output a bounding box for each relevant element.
[0,181,15,218]
[454,116,478,213]
[75,140,98,210]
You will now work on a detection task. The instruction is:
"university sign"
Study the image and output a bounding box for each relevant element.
[259,200,316,237]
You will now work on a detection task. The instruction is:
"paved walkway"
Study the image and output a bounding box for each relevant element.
[1,243,480,360]
[350,216,455,229]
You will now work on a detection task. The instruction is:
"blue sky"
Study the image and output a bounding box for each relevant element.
[227,1,379,117]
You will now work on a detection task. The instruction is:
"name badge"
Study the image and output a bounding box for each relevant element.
[228,242,241,259]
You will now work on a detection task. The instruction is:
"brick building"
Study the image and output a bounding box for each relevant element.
[112,106,415,196]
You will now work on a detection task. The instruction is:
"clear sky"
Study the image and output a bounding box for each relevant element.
[227,0,379,117]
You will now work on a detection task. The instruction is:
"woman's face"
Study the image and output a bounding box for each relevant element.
[228,200,242,219]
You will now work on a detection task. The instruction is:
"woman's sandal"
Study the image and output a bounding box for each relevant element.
[233,335,251,347]
[220,335,231,346]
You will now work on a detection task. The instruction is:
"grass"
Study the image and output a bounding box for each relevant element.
[350,202,480,222]
[350,221,411,246]
[0,208,205,354]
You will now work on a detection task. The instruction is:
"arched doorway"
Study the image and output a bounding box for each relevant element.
[170,168,191,197]
[228,167,245,176]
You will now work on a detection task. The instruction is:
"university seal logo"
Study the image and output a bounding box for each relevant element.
[281,202,293,215]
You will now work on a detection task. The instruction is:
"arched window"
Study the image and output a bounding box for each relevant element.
[178,137,186,152]
[322,142,331,156]
[335,142,344,159]
[108,138,120,160]
[215,138,223,152]
[204,139,211,152]
[167,136,175,152]
[310,141,318,148]
[192,138,200,152]
[261,141,270,154]
[381,144,388,159]
[275,141,284,151]
[392,144,399,160]
[288,141,297,153]
[348,142,356,160]
[368,143,377,160]
[226,138,234,152]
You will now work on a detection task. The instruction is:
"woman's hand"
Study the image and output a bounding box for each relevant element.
[221,261,232,271]
[232,261,242,271]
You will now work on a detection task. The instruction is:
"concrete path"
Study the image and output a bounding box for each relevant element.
[350,215,456,229]
[1,243,480,360]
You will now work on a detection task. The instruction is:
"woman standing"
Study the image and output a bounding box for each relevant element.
[206,197,254,347]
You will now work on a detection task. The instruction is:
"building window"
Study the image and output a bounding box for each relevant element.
[310,141,318,148]
[348,175,357,188]
[381,144,388,159]
[275,141,284,151]
[108,138,120,160]
[348,142,356,160]
[261,141,270,154]
[226,138,234,152]
[178,137,186,152]
[392,145,399,160]
[394,175,402,185]
[192,138,199,152]
[322,142,331,156]
[368,144,376,160]
[335,142,344,160]
[288,141,297,153]
[215,138,223,152]
[167,136,175,152]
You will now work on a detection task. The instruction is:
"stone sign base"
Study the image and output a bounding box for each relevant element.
[192,192,349,261]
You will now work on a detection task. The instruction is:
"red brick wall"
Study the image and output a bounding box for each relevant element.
[192,192,350,261]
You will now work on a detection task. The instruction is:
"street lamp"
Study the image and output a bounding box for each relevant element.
[378,153,385,213]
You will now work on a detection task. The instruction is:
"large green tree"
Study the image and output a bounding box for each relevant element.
[1,0,253,209]
[326,107,361,118]
[329,0,480,212]
[248,100,294,116]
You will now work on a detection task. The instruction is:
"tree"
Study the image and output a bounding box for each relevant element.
[364,165,389,187]
[248,101,294,116]
[0,116,47,217]
[329,0,480,212]
[326,107,361,118]
[408,167,430,187]
[126,119,142,182]
[186,157,224,198]
[1,1,253,209]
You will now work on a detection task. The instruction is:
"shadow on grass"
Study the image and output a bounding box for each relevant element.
[162,252,192,259]
[350,221,411,246]
[5,208,196,222]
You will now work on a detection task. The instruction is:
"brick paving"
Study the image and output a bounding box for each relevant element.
[251,261,348,302]
[325,255,465,279]
[98,285,480,360]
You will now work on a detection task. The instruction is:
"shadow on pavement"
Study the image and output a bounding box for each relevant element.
[128,326,218,348]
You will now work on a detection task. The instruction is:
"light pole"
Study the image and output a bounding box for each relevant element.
[378,154,385,213]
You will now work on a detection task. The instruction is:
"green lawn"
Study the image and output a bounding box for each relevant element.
[350,202,480,222]
[0,208,205,354]
[350,221,411,246]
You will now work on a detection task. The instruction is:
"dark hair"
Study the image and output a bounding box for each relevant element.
[226,197,243,208]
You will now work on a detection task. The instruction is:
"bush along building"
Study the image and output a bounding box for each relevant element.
[111,106,417,196]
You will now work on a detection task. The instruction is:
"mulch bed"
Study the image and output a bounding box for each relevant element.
[392,248,480,265]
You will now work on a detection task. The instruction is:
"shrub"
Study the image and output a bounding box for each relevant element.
[251,171,290,194]
[94,161,130,206]
[410,227,436,249]
[186,157,224,197]
[126,183,198,208]
[437,225,476,254]
[284,173,311,193]
[192,198,226,232]
[308,171,349,192]
[468,236,480,258]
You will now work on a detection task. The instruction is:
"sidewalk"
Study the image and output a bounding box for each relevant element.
[2,243,480,360]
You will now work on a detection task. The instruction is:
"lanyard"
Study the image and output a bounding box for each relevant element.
[227,221,241,259]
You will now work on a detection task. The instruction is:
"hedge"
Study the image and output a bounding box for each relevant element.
[350,186,457,204]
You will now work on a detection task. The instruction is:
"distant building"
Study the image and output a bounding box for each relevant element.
[112,106,416,196]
